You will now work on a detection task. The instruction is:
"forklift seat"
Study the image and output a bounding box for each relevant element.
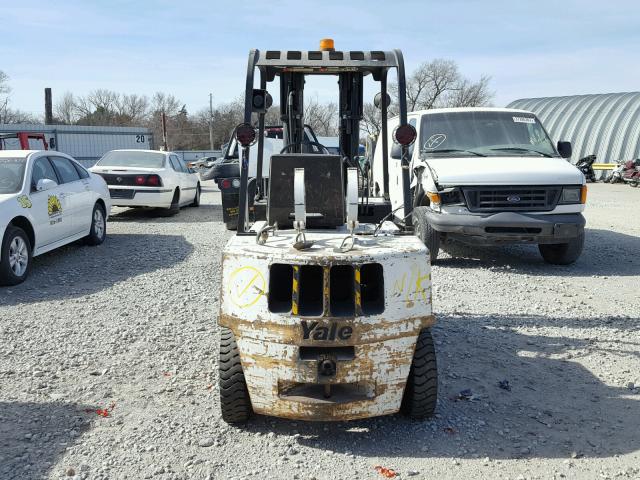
[268,154,344,228]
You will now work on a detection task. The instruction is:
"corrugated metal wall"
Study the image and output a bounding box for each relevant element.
[0,124,153,167]
[507,92,640,164]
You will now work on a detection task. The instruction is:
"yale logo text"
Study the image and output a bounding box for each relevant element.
[301,321,353,341]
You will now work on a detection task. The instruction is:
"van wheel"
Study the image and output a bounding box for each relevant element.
[401,328,438,419]
[0,226,32,286]
[219,327,252,424]
[538,232,585,265]
[85,203,106,246]
[413,206,440,262]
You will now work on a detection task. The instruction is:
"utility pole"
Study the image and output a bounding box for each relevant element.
[209,93,214,150]
[44,88,53,125]
[161,111,168,151]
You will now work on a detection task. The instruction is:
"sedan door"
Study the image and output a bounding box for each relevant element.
[178,158,199,201]
[49,156,90,236]
[28,156,70,248]
[169,154,191,204]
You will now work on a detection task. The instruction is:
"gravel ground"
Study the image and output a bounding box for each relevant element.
[1,182,639,480]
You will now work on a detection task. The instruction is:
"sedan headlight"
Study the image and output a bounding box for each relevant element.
[559,186,587,204]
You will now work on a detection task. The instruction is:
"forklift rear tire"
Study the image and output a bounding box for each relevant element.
[401,328,438,419]
[413,207,440,263]
[219,327,252,424]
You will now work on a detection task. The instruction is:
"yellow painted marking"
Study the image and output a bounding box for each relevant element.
[229,266,266,308]
[392,273,406,297]
[415,271,430,302]
[292,266,300,315]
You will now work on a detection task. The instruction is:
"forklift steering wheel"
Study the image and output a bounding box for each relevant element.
[280,141,331,155]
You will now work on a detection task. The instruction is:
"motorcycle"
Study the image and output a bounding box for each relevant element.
[576,154,597,182]
[605,162,625,183]
[622,159,640,187]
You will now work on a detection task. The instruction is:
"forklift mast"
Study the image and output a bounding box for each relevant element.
[235,41,415,234]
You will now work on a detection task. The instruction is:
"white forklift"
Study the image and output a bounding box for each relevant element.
[218,39,438,422]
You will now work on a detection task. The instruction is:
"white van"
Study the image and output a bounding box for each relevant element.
[372,107,586,264]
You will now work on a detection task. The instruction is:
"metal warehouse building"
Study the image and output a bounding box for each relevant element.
[507,92,640,165]
[0,124,153,167]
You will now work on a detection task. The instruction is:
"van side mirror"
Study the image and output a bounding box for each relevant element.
[36,178,58,192]
[390,143,414,160]
[557,141,572,159]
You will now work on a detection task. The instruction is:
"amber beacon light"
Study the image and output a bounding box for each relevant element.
[319,38,335,51]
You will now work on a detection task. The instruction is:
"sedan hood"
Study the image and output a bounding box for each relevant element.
[422,156,584,186]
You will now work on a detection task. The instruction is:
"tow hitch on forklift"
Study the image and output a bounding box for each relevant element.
[218,39,438,422]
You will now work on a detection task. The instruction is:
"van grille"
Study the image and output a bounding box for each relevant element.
[268,263,384,317]
[462,186,561,212]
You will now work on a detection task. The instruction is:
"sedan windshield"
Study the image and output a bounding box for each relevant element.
[97,151,165,168]
[0,157,26,194]
[420,111,558,158]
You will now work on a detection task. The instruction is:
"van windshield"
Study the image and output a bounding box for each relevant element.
[420,111,558,158]
[0,158,26,194]
[97,151,166,168]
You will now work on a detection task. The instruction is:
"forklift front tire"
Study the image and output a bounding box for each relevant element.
[219,327,252,424]
[401,328,438,419]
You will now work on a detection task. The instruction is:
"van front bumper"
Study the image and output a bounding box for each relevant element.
[425,210,585,245]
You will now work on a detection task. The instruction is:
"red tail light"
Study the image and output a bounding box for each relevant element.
[146,175,161,186]
[221,179,231,189]
[135,175,146,185]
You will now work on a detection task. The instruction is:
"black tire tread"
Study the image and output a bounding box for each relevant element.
[190,184,201,207]
[401,328,438,419]
[413,206,440,263]
[219,327,252,424]
[157,189,180,217]
[0,226,32,286]
[538,231,585,265]
[85,203,106,246]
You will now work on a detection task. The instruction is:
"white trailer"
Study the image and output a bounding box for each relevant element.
[0,124,153,168]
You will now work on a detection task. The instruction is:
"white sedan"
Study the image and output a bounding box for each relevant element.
[0,150,111,286]
[89,150,201,215]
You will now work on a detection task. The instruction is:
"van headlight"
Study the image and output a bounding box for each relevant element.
[559,186,585,204]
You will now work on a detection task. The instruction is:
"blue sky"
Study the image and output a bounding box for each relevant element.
[3,0,640,116]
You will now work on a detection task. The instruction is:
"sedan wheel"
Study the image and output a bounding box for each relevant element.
[85,203,107,246]
[9,236,28,277]
[0,226,32,286]
[93,208,105,239]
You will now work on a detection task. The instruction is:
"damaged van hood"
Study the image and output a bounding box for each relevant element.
[420,156,584,186]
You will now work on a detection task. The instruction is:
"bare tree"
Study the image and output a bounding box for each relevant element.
[391,58,493,111]
[304,98,338,136]
[361,102,382,136]
[0,70,12,123]
[150,92,181,117]
[0,71,40,124]
[54,92,77,124]
[443,76,492,107]
[115,94,149,124]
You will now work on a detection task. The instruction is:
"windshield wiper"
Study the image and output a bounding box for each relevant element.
[490,147,553,158]
[423,148,486,157]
